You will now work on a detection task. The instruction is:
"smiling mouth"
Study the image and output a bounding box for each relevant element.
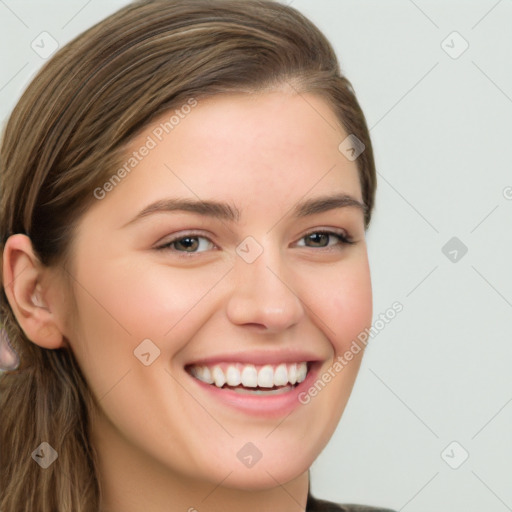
[186,362,309,395]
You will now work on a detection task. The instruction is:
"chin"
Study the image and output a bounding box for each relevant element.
[218,461,310,491]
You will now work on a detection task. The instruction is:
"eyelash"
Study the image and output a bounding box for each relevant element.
[155,229,355,257]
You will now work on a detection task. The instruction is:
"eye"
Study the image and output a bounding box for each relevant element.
[296,230,354,249]
[155,232,216,254]
[155,228,355,257]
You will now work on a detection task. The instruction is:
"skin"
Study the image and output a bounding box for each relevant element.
[3,90,372,512]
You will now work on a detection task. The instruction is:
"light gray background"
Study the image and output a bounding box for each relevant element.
[1,1,511,511]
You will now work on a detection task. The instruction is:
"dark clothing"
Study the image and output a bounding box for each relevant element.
[307,493,396,512]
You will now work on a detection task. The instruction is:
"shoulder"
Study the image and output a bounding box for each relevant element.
[338,506,397,512]
[307,495,397,512]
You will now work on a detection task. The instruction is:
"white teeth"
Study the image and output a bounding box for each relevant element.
[273,364,288,386]
[193,365,213,384]
[212,366,226,387]
[202,366,213,384]
[241,365,258,387]
[189,362,309,389]
[232,385,293,395]
[257,365,274,388]
[226,365,241,386]
[288,363,298,385]
[296,362,307,383]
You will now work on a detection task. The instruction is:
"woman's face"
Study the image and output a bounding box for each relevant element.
[62,91,372,491]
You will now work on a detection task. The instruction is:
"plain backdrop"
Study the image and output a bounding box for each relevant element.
[1,1,511,511]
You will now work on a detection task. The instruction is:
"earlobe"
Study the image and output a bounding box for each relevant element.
[2,234,66,350]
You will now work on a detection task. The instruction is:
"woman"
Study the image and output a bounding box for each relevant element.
[0,1,396,510]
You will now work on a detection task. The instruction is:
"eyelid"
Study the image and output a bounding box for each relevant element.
[293,229,355,250]
[154,230,215,251]
[155,227,355,256]
[295,226,353,243]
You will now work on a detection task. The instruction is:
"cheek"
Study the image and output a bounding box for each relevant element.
[109,259,228,338]
[67,256,226,362]
[295,259,372,461]
[317,253,373,354]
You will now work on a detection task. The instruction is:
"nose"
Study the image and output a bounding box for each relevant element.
[225,242,305,333]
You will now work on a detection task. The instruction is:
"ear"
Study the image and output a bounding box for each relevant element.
[2,234,66,349]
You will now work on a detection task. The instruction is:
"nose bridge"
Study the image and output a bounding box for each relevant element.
[226,236,304,331]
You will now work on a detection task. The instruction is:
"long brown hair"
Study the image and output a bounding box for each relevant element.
[0,1,377,510]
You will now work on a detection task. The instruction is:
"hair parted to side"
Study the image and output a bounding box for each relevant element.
[0,1,377,510]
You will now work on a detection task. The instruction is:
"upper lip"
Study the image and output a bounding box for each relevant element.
[185,350,324,367]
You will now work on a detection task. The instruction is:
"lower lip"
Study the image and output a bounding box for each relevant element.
[186,363,320,418]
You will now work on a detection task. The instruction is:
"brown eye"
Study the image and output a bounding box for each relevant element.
[297,230,354,249]
[156,233,215,254]
[305,232,330,247]
[173,237,200,252]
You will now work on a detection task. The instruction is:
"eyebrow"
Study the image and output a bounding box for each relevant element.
[123,193,366,227]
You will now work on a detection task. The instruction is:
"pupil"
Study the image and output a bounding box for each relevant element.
[308,233,327,247]
[177,237,198,251]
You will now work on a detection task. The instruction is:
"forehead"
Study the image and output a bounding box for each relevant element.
[133,92,359,188]
[86,91,363,231]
